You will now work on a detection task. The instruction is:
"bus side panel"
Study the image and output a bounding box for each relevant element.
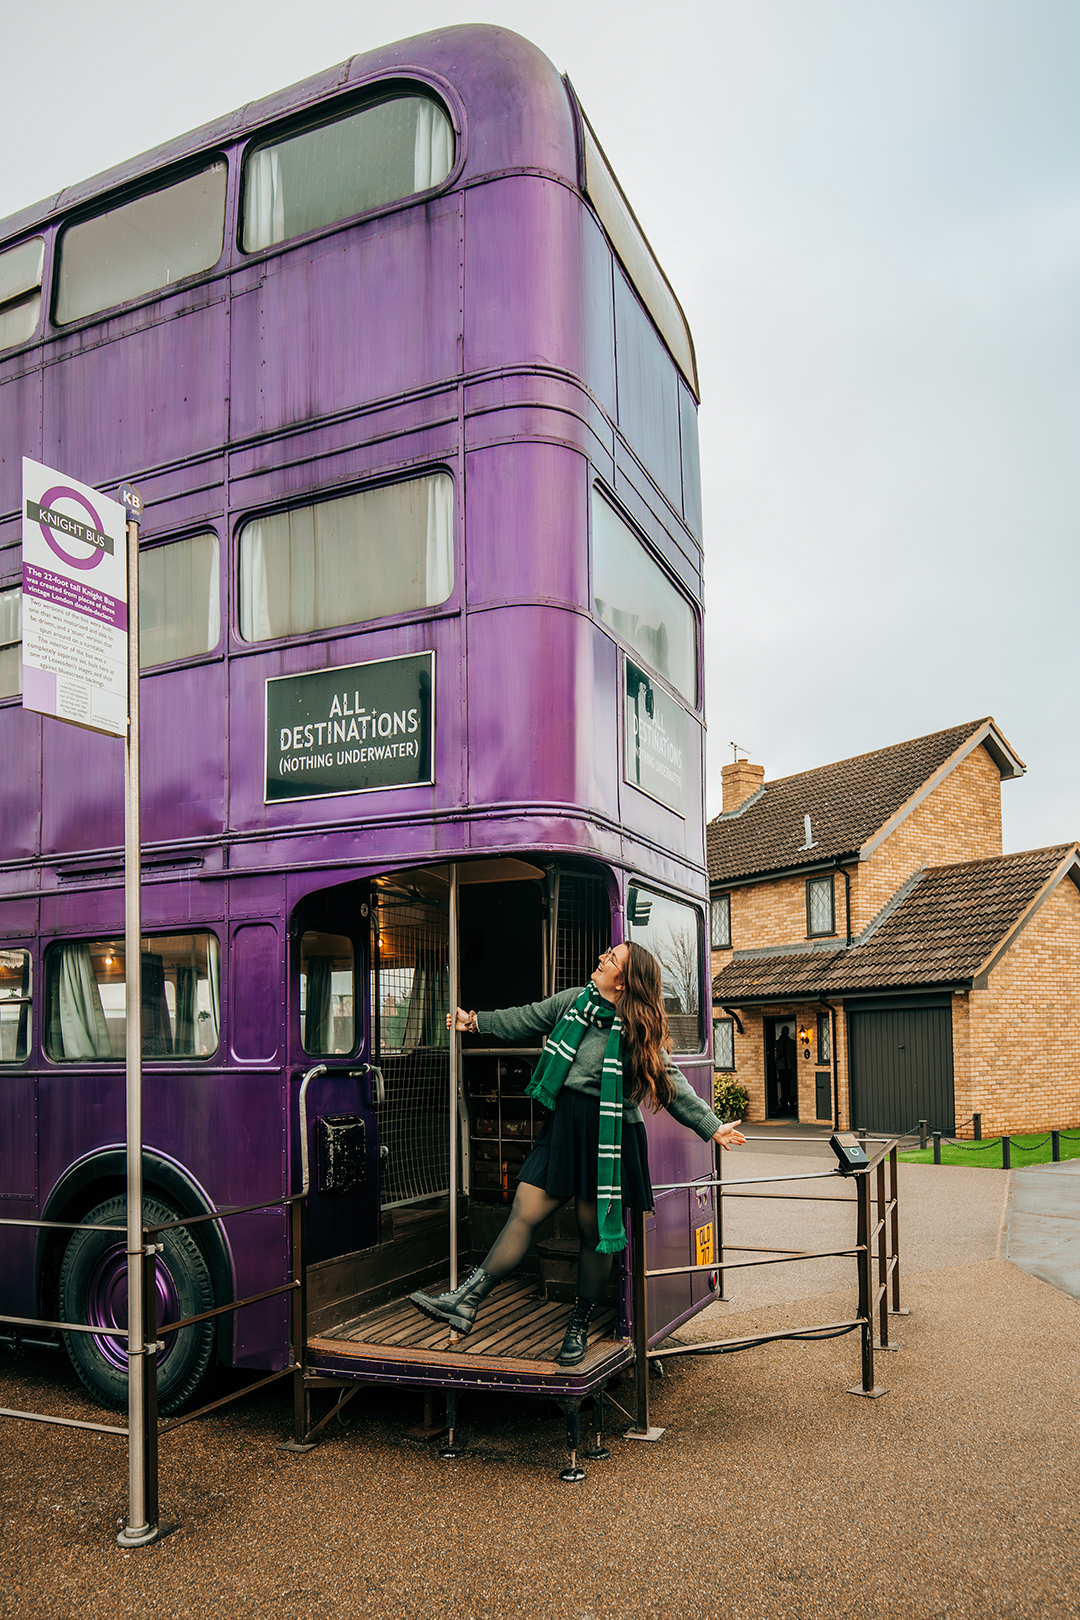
[464,442,589,611]
[0,365,42,514]
[0,706,42,859]
[41,720,123,854]
[465,605,619,821]
[41,303,229,487]
[230,201,462,440]
[141,664,228,843]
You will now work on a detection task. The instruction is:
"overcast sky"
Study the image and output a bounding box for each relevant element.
[4,1,1077,850]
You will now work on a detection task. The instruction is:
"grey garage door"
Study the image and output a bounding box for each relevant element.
[848,1004,954,1136]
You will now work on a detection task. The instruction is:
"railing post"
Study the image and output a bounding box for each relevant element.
[625,1209,664,1440]
[1052,1131,1061,1163]
[715,1142,729,1301]
[919,1119,927,1150]
[848,1167,885,1397]
[875,1157,890,1350]
[888,1146,905,1317]
[1002,1136,1011,1171]
[288,1197,312,1449]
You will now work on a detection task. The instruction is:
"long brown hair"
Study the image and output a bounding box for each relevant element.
[616,942,676,1111]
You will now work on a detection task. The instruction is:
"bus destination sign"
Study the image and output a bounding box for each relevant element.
[265,651,434,803]
[624,658,686,815]
[21,457,128,738]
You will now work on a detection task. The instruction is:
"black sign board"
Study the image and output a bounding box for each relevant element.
[265,652,434,803]
[624,658,686,815]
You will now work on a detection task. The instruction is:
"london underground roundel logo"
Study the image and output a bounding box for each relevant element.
[38,484,107,570]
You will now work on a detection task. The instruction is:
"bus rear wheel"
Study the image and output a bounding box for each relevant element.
[59,1195,215,1418]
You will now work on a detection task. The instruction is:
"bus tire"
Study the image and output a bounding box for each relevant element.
[59,1195,215,1418]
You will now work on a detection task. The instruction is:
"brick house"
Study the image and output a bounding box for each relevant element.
[708,719,1080,1136]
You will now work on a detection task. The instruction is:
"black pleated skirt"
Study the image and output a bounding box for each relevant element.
[516,1087,654,1211]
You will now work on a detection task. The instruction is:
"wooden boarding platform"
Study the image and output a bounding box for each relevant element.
[307,1277,632,1390]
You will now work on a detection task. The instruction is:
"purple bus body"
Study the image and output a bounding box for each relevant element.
[0,26,712,1394]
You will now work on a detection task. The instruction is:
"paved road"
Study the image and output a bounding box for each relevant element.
[0,1149,1077,1620]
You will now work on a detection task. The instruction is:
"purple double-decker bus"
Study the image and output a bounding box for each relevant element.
[0,25,713,1436]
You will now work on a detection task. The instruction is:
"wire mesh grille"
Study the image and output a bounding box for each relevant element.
[371,896,450,1209]
[553,870,610,992]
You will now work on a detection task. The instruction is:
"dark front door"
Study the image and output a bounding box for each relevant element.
[848,1004,954,1135]
[764,1016,798,1119]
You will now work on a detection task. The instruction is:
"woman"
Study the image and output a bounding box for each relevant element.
[409,940,745,1366]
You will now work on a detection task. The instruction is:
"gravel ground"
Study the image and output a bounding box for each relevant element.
[1,1161,1077,1620]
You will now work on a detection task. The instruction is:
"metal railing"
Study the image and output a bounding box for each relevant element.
[625,1138,903,1438]
[0,1063,349,1544]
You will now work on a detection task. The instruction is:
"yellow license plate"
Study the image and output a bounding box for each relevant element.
[695,1223,714,1267]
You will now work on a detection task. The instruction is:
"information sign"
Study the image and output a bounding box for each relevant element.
[265,652,434,803]
[21,458,128,737]
[624,658,686,814]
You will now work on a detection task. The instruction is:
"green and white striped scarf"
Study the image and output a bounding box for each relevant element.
[526,983,627,1254]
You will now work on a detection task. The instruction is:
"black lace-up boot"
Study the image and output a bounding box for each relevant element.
[409,1268,498,1334]
[555,1298,596,1366]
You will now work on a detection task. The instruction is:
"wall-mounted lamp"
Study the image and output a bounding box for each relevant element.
[798,1024,811,1046]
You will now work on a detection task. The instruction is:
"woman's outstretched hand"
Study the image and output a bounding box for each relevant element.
[712,1123,746,1150]
[447,1007,479,1033]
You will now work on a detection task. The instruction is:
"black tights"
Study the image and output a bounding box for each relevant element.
[479,1182,614,1302]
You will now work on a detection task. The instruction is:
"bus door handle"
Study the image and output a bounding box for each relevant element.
[350,1064,385,1106]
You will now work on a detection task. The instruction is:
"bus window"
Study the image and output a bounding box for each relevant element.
[242,94,453,251]
[44,935,221,1061]
[0,950,31,1062]
[627,885,704,1052]
[0,586,21,699]
[239,472,453,642]
[300,932,355,1055]
[0,237,43,349]
[55,163,227,325]
[140,533,221,668]
[592,489,697,705]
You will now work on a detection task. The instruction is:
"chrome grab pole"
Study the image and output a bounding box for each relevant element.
[116,485,157,1548]
[448,864,460,1294]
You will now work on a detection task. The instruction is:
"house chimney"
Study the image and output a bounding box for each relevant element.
[721,759,765,813]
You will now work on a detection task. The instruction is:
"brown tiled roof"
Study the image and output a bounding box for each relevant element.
[707,719,1020,884]
[712,846,1077,1002]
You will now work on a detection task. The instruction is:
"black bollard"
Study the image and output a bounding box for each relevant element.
[1002,1136,1011,1171]
[932,1131,942,1165]
[973,1113,982,1141]
[1052,1131,1061,1163]
[919,1120,928,1151]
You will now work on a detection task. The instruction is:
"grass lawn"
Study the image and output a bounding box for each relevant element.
[898,1131,1080,1168]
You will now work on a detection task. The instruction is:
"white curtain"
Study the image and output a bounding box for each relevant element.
[413,102,454,192]
[56,944,111,1060]
[425,475,453,605]
[205,935,220,1048]
[245,147,284,250]
[240,521,273,643]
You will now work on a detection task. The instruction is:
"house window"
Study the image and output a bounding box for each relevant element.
[242,94,454,251]
[713,1016,735,1070]
[0,586,21,699]
[806,876,835,937]
[239,472,453,642]
[710,894,731,950]
[817,1011,832,1065]
[56,164,227,324]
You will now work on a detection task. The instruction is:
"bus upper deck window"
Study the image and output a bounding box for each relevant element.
[243,94,453,250]
[300,932,355,1055]
[0,950,31,1062]
[0,586,22,700]
[592,489,697,706]
[0,237,44,350]
[55,163,227,325]
[140,533,221,668]
[44,935,221,1062]
[240,472,453,642]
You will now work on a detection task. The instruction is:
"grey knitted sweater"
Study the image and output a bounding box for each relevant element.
[476,987,723,1141]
